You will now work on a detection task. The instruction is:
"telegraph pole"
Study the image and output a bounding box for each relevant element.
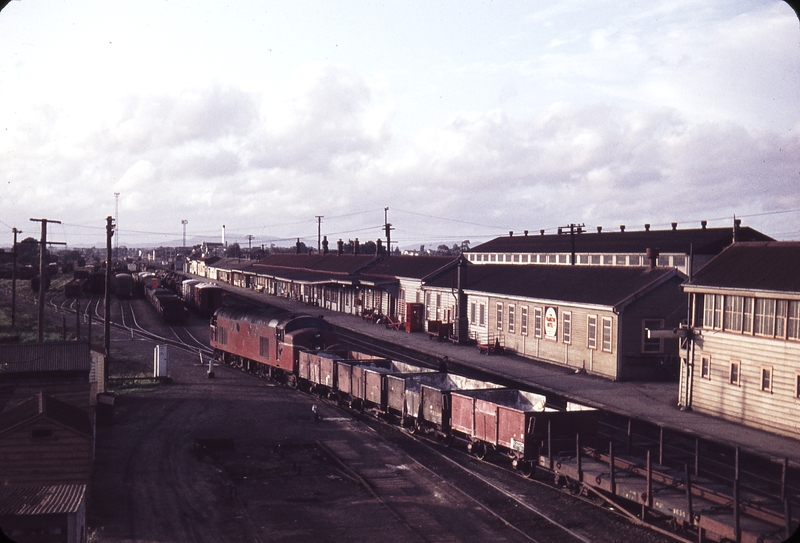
[11,227,20,327]
[105,216,115,359]
[30,218,64,342]
[114,192,120,257]
[558,223,585,265]
[384,207,394,257]
[315,215,323,253]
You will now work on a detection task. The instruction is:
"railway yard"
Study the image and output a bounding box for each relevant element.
[2,271,799,543]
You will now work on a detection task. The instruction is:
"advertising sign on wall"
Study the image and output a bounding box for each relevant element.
[545,306,558,340]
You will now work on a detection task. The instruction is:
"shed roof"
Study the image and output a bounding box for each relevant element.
[0,342,91,374]
[0,393,93,437]
[0,484,85,516]
[426,263,682,309]
[362,256,458,280]
[254,253,379,275]
[685,241,800,294]
[469,226,772,256]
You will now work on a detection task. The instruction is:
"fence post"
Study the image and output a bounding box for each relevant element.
[609,440,615,496]
[685,464,693,527]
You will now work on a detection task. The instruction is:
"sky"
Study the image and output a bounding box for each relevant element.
[1,1,799,252]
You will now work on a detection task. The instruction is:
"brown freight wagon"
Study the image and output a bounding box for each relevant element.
[336,358,434,413]
[399,373,502,438]
[449,389,598,473]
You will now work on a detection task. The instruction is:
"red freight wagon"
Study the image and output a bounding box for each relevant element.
[451,388,599,473]
[399,373,502,438]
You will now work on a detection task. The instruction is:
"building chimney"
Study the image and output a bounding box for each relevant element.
[322,236,329,255]
[620,224,625,232]
[540,229,545,236]
[671,222,678,231]
[646,247,659,269]
[701,220,707,230]
[524,230,529,236]
[337,239,344,256]
[354,238,359,255]
[644,223,650,231]
[376,238,384,255]
[597,226,602,233]
[558,227,563,235]
[222,224,226,247]
[509,231,513,237]
[733,218,741,242]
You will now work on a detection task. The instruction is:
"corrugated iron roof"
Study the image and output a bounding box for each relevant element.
[254,254,379,274]
[0,484,86,516]
[686,241,800,293]
[425,263,682,309]
[469,226,772,255]
[0,342,91,374]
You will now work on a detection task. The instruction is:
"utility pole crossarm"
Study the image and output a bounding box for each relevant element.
[29,218,63,342]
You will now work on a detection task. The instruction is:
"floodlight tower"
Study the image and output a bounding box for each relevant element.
[181,219,188,248]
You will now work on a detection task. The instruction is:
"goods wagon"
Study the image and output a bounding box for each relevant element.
[146,287,186,323]
[397,373,503,437]
[115,273,134,298]
[450,389,599,472]
[194,283,224,317]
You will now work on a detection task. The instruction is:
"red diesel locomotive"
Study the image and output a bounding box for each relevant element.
[210,305,338,387]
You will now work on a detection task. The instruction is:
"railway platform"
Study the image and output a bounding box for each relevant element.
[215,283,800,467]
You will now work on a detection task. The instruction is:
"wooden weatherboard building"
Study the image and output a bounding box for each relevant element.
[424,262,687,381]
[681,242,800,438]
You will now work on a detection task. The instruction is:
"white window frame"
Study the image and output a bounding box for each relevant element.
[496,302,503,331]
[701,356,710,380]
[534,307,543,338]
[479,303,486,327]
[521,306,528,336]
[562,311,572,345]
[587,315,597,350]
[642,318,665,354]
[508,304,516,334]
[601,317,613,353]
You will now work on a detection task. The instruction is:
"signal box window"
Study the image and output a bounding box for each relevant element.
[761,366,773,393]
[730,360,741,386]
[701,356,710,379]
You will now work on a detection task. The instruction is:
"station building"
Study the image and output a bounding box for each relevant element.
[466,221,772,276]
[423,262,687,381]
[680,242,800,438]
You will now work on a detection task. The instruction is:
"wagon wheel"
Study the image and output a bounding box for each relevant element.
[441,433,454,448]
[473,442,487,460]
[286,374,298,389]
[519,461,534,478]
[409,420,421,435]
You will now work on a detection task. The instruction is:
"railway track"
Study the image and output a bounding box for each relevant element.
[19,280,800,541]
[219,350,678,543]
[322,325,800,543]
